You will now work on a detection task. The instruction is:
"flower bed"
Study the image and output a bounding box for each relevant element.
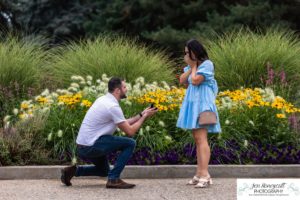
[2,75,300,165]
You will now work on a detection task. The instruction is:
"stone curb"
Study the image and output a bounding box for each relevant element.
[0,165,299,180]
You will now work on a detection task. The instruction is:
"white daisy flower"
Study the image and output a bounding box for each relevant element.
[145,126,150,132]
[57,130,63,138]
[159,121,165,127]
[249,120,255,126]
[13,109,18,115]
[86,75,93,81]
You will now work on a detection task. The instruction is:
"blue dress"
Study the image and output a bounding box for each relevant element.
[176,60,221,133]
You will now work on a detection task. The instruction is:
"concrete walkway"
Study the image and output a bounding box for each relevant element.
[1,165,299,179]
[0,178,237,200]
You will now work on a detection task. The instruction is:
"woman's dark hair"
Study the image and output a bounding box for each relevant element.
[185,39,209,62]
[108,77,124,93]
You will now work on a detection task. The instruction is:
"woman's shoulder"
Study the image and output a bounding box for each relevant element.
[198,60,214,71]
[201,59,213,67]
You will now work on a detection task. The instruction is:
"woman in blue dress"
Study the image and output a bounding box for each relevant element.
[177,39,221,188]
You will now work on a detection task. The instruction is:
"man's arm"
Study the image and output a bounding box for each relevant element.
[127,114,141,125]
[118,116,147,137]
[118,108,157,137]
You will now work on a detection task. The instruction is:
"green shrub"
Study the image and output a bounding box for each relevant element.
[0,36,47,127]
[1,111,51,165]
[0,36,46,89]
[208,29,300,92]
[0,136,11,166]
[49,36,176,87]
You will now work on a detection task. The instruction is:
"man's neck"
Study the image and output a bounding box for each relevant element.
[109,92,120,102]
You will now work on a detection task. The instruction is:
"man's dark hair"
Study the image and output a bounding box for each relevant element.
[108,77,124,93]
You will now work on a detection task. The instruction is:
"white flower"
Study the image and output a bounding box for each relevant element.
[126,83,132,91]
[13,109,18,115]
[68,87,78,92]
[102,74,107,80]
[249,120,255,126]
[71,157,77,165]
[86,81,92,86]
[41,89,50,96]
[71,75,78,81]
[145,126,150,132]
[71,83,80,88]
[165,135,172,141]
[139,128,144,136]
[47,132,53,141]
[41,107,50,114]
[47,99,54,104]
[86,75,93,81]
[244,140,248,147]
[79,80,86,85]
[35,95,42,101]
[124,101,132,106]
[51,92,58,98]
[225,119,230,125]
[135,77,145,85]
[57,130,63,138]
[90,85,96,90]
[164,85,171,90]
[159,121,165,127]
[96,79,101,84]
[3,115,10,123]
[4,121,10,129]
[103,77,109,82]
[263,87,275,102]
[77,76,85,82]
[59,89,69,94]
[133,83,141,91]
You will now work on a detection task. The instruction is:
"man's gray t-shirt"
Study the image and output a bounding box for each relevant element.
[76,93,126,146]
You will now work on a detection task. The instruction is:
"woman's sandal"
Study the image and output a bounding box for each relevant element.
[194,176,213,188]
[187,176,200,185]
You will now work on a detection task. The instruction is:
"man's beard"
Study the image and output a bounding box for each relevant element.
[120,93,127,99]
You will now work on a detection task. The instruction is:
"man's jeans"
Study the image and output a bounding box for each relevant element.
[75,135,136,180]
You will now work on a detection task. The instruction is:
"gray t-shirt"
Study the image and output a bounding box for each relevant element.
[76,93,126,146]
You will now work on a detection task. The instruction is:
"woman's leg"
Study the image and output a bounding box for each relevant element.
[192,128,210,177]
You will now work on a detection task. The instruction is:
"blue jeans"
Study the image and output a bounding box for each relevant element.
[75,135,136,180]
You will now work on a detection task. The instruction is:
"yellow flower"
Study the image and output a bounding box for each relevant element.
[246,100,255,108]
[276,114,286,119]
[81,100,92,107]
[21,103,29,110]
[36,97,48,104]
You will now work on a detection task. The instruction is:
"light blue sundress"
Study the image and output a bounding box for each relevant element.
[176,60,221,133]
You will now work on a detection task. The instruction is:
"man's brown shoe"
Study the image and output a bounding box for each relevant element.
[61,165,77,186]
[106,179,136,189]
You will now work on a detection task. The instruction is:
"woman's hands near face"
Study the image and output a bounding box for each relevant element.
[184,47,198,67]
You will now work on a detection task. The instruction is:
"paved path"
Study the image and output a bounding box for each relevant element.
[0,178,237,200]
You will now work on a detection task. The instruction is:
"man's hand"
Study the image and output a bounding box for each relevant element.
[118,107,157,136]
[143,107,158,118]
[141,107,153,116]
